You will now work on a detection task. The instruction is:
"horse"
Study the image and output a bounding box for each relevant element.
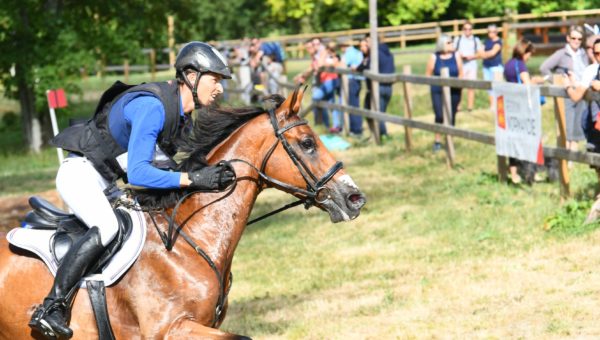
[0,86,366,339]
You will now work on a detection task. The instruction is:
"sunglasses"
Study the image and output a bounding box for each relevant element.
[594,51,600,56]
[570,36,583,41]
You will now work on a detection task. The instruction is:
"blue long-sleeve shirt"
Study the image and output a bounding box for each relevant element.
[108,92,183,189]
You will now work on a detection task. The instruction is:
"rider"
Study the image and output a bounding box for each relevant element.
[29,41,236,338]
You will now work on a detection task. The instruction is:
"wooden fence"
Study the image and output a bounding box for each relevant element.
[295,66,600,200]
[212,8,600,59]
[98,8,600,77]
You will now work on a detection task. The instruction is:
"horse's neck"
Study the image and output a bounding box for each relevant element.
[175,115,271,269]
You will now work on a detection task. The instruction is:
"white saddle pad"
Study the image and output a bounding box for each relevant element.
[6,207,146,287]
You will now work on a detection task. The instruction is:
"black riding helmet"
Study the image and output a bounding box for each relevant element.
[175,41,232,109]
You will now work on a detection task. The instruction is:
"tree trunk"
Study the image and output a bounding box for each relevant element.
[16,63,41,153]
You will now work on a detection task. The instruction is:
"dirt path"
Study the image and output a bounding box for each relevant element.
[0,190,62,232]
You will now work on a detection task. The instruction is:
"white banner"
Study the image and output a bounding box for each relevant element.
[493,82,544,164]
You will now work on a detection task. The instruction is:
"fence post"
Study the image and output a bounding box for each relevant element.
[368,0,382,145]
[341,74,350,135]
[401,65,414,151]
[168,15,176,70]
[400,29,406,49]
[149,48,156,81]
[553,74,571,200]
[441,67,456,168]
[123,59,129,83]
[494,70,508,183]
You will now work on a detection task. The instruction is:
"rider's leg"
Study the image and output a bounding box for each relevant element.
[57,157,119,246]
[29,156,119,338]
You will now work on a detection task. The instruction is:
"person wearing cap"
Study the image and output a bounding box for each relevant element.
[28,41,236,339]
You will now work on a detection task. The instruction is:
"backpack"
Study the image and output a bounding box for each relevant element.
[456,35,478,54]
[264,42,285,63]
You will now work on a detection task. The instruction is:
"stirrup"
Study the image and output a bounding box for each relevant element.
[29,300,70,339]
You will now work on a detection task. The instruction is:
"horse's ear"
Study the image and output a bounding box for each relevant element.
[278,84,302,117]
[290,84,307,116]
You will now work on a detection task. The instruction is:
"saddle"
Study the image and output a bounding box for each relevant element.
[8,196,146,286]
[23,196,133,268]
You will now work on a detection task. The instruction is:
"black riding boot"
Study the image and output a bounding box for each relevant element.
[29,227,105,339]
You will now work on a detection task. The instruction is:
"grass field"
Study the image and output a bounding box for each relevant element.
[222,120,600,338]
[2,48,600,338]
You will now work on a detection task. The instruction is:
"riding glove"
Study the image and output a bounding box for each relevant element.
[188,163,236,190]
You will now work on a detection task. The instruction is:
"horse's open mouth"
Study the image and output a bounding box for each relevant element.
[319,187,366,223]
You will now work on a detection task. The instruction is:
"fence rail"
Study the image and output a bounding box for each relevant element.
[316,101,600,168]
[269,65,600,199]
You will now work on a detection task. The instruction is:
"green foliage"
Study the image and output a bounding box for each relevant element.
[382,0,453,25]
[544,200,600,235]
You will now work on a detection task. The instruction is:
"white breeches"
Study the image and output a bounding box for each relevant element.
[56,157,118,246]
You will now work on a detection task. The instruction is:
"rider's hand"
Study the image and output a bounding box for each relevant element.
[188,163,236,191]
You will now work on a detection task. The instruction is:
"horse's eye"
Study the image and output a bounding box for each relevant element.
[299,138,315,151]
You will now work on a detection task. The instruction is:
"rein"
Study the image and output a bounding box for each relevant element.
[147,107,343,327]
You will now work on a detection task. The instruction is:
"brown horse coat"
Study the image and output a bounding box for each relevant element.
[0,88,365,339]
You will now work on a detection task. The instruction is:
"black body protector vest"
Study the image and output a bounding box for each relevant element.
[51,80,182,183]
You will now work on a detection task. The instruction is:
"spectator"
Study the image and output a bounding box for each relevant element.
[564,38,600,152]
[312,37,326,58]
[540,25,589,154]
[454,21,482,112]
[293,39,317,85]
[358,37,396,138]
[584,24,600,62]
[325,41,344,133]
[310,40,340,129]
[504,38,545,184]
[426,33,463,151]
[480,24,504,110]
[248,38,285,98]
[263,54,284,95]
[237,38,253,104]
[565,38,600,222]
[338,36,364,136]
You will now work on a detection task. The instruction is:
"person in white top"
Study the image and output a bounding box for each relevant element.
[454,21,482,112]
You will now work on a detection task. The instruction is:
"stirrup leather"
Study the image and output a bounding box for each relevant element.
[29,299,70,339]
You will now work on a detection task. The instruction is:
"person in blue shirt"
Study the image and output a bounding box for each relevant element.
[339,37,365,136]
[29,42,236,339]
[359,36,396,138]
[426,34,463,151]
[480,24,504,110]
[503,39,544,184]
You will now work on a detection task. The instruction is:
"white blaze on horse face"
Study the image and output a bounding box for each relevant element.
[339,175,359,190]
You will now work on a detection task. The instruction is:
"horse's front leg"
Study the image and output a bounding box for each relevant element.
[165,318,250,340]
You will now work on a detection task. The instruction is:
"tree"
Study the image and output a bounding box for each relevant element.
[0,0,187,152]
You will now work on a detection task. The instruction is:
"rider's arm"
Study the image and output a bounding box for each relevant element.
[125,96,184,189]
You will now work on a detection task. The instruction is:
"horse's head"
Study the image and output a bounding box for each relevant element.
[261,85,366,222]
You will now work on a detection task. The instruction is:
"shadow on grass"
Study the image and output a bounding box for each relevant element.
[222,292,302,336]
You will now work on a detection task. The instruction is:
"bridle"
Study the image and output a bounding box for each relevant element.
[148,105,344,327]
[253,108,343,206]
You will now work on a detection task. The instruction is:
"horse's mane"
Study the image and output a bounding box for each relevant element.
[130,95,285,210]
